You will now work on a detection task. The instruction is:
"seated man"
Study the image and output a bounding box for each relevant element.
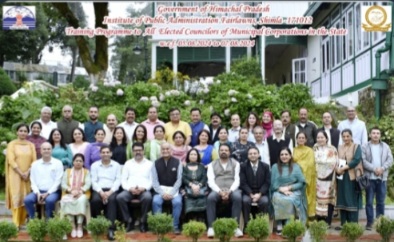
[152,142,183,234]
[240,147,271,228]
[206,143,243,238]
[24,142,63,219]
[90,146,121,241]
[117,142,153,233]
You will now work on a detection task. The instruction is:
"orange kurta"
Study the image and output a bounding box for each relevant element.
[5,139,36,226]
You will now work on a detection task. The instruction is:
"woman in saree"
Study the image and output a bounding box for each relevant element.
[171,131,191,164]
[335,129,362,230]
[149,125,165,162]
[194,130,218,167]
[271,147,307,235]
[6,123,37,228]
[293,131,316,220]
[313,130,338,227]
[26,121,46,159]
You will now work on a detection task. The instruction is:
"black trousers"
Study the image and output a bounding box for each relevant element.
[116,190,152,223]
[91,189,118,229]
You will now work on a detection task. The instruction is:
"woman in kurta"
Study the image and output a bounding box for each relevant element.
[244,112,260,143]
[261,111,274,140]
[171,131,191,164]
[61,154,91,238]
[293,131,316,219]
[6,124,37,228]
[271,147,307,234]
[150,125,165,162]
[69,128,89,156]
[194,130,218,166]
[335,129,362,229]
[26,121,46,159]
[110,127,127,166]
[313,130,338,227]
[231,127,256,164]
[126,124,150,160]
[213,127,232,152]
[48,128,73,169]
[84,128,107,170]
[182,148,208,218]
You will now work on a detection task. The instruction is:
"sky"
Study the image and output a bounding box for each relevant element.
[40,2,146,77]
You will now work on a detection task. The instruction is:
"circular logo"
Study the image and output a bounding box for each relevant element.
[365,6,387,27]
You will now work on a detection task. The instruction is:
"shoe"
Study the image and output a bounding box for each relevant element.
[140,223,147,233]
[77,228,83,238]
[107,230,115,241]
[276,223,283,235]
[71,229,77,238]
[335,226,342,231]
[234,228,243,238]
[174,228,181,235]
[366,224,372,231]
[207,227,215,238]
[63,234,68,240]
[126,222,135,232]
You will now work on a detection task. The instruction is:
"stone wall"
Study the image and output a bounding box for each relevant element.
[358,79,394,117]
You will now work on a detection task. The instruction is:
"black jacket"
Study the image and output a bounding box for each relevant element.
[240,161,271,195]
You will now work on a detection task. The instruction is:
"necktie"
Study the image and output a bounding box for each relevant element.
[253,165,257,176]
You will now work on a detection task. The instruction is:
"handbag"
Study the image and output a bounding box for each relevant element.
[355,165,370,192]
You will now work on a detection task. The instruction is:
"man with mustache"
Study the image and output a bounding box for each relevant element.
[208,112,222,145]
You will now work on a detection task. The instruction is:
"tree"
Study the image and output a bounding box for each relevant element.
[52,2,108,85]
[0,67,17,96]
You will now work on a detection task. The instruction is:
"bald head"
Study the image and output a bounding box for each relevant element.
[273,120,283,135]
[106,114,118,130]
[160,142,172,159]
[62,105,73,120]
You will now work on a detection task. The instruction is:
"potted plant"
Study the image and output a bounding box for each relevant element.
[182,220,207,242]
[46,215,73,242]
[212,218,238,242]
[0,221,18,242]
[374,216,394,242]
[26,217,47,242]
[86,215,112,242]
[308,220,328,242]
[147,213,173,242]
[245,214,270,242]
[282,217,305,242]
[340,222,364,242]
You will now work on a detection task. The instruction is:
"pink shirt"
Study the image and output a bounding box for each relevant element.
[141,119,165,140]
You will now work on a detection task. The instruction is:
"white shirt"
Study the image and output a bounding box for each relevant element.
[228,127,241,143]
[103,124,115,144]
[265,134,294,162]
[207,159,240,193]
[324,126,332,146]
[90,160,121,192]
[255,141,270,166]
[338,118,368,145]
[119,121,139,142]
[121,158,153,191]
[34,119,57,139]
[30,157,64,194]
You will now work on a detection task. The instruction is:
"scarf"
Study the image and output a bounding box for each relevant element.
[69,168,84,191]
[262,111,273,139]
[199,145,214,166]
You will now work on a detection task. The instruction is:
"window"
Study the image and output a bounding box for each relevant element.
[342,8,354,62]
[321,37,330,73]
[330,20,341,68]
[292,58,307,85]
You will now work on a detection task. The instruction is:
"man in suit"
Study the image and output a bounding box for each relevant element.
[317,112,340,149]
[240,147,271,227]
[208,112,222,145]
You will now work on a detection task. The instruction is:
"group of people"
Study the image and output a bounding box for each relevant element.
[5,104,392,240]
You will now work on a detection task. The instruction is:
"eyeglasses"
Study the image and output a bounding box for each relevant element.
[133,149,143,152]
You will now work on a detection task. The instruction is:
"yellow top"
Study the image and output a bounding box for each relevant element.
[164,121,192,145]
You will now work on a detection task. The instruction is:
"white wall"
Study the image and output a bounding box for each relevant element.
[307,36,321,82]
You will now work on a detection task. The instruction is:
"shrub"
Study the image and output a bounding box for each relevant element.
[0,67,17,96]
[182,220,207,242]
[0,221,18,242]
[147,213,173,242]
[308,221,328,242]
[26,217,47,242]
[212,218,238,242]
[245,214,270,242]
[282,217,305,242]
[86,215,112,242]
[230,57,262,86]
[114,221,127,242]
[340,222,364,242]
[73,75,90,90]
[46,215,72,242]
[374,216,394,242]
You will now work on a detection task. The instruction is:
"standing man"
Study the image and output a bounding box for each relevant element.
[57,105,81,144]
[83,106,104,143]
[151,142,183,234]
[24,142,63,219]
[116,142,152,233]
[253,126,270,166]
[103,114,118,144]
[90,146,121,241]
[295,108,317,147]
[281,110,297,147]
[141,106,165,140]
[317,112,340,149]
[266,120,293,167]
[362,127,393,230]
[189,107,209,147]
[33,106,57,139]
[208,112,222,145]
[228,114,241,143]
[338,106,368,145]
[164,108,192,145]
[206,143,243,238]
[240,147,270,228]
[119,107,139,142]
